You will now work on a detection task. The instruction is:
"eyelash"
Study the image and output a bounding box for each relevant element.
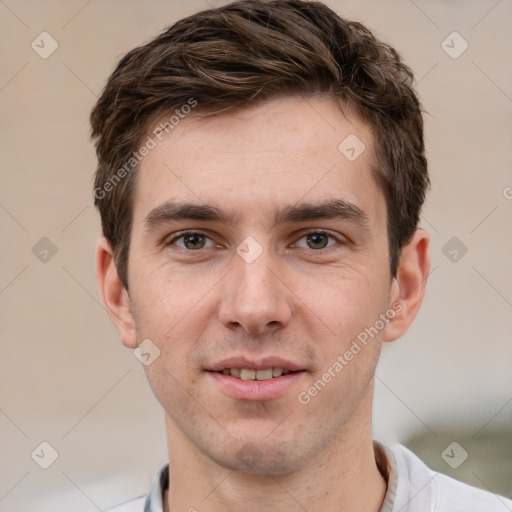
[165,230,343,250]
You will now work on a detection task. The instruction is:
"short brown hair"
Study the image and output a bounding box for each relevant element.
[91,0,429,289]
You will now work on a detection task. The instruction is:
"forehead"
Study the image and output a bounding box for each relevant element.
[133,96,383,225]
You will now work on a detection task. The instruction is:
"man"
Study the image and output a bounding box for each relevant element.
[90,1,512,510]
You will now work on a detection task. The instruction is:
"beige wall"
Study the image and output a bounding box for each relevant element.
[1,0,511,510]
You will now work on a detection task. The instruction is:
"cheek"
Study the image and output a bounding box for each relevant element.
[130,264,215,381]
[294,272,386,423]
[131,271,170,333]
[299,266,389,344]
[130,257,206,334]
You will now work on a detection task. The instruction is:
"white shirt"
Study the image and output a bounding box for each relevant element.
[108,442,512,511]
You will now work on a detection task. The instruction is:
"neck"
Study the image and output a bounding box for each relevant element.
[163,404,386,512]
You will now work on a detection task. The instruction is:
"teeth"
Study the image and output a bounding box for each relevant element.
[256,369,273,380]
[240,369,256,380]
[272,367,283,377]
[221,367,290,380]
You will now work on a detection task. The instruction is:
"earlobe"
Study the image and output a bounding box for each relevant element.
[96,237,138,348]
[383,229,430,343]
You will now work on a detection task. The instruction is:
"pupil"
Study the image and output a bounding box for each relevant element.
[307,233,328,249]
[184,233,205,249]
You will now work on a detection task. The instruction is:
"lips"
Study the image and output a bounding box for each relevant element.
[205,355,307,400]
[207,369,305,401]
[217,367,295,380]
[207,356,304,374]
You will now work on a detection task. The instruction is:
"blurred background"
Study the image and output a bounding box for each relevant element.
[1,0,511,510]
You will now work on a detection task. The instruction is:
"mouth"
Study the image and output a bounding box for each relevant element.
[210,367,300,380]
[205,357,307,401]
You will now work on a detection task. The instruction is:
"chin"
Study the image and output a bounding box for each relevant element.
[220,453,302,475]
[208,438,313,475]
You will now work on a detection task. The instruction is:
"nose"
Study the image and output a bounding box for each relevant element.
[218,249,293,336]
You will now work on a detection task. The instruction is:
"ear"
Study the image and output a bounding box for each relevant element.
[383,228,430,342]
[96,236,138,348]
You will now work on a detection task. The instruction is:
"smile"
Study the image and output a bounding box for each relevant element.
[216,368,295,380]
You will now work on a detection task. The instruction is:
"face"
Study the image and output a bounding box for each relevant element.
[125,96,397,473]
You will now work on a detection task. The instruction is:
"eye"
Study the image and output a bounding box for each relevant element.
[295,231,339,250]
[167,232,216,250]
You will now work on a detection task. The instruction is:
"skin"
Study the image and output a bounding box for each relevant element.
[97,95,430,512]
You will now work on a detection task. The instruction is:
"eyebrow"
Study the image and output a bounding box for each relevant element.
[273,199,369,227]
[144,202,235,229]
[143,199,369,231]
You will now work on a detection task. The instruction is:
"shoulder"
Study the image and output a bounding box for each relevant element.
[386,442,512,512]
[433,472,512,511]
